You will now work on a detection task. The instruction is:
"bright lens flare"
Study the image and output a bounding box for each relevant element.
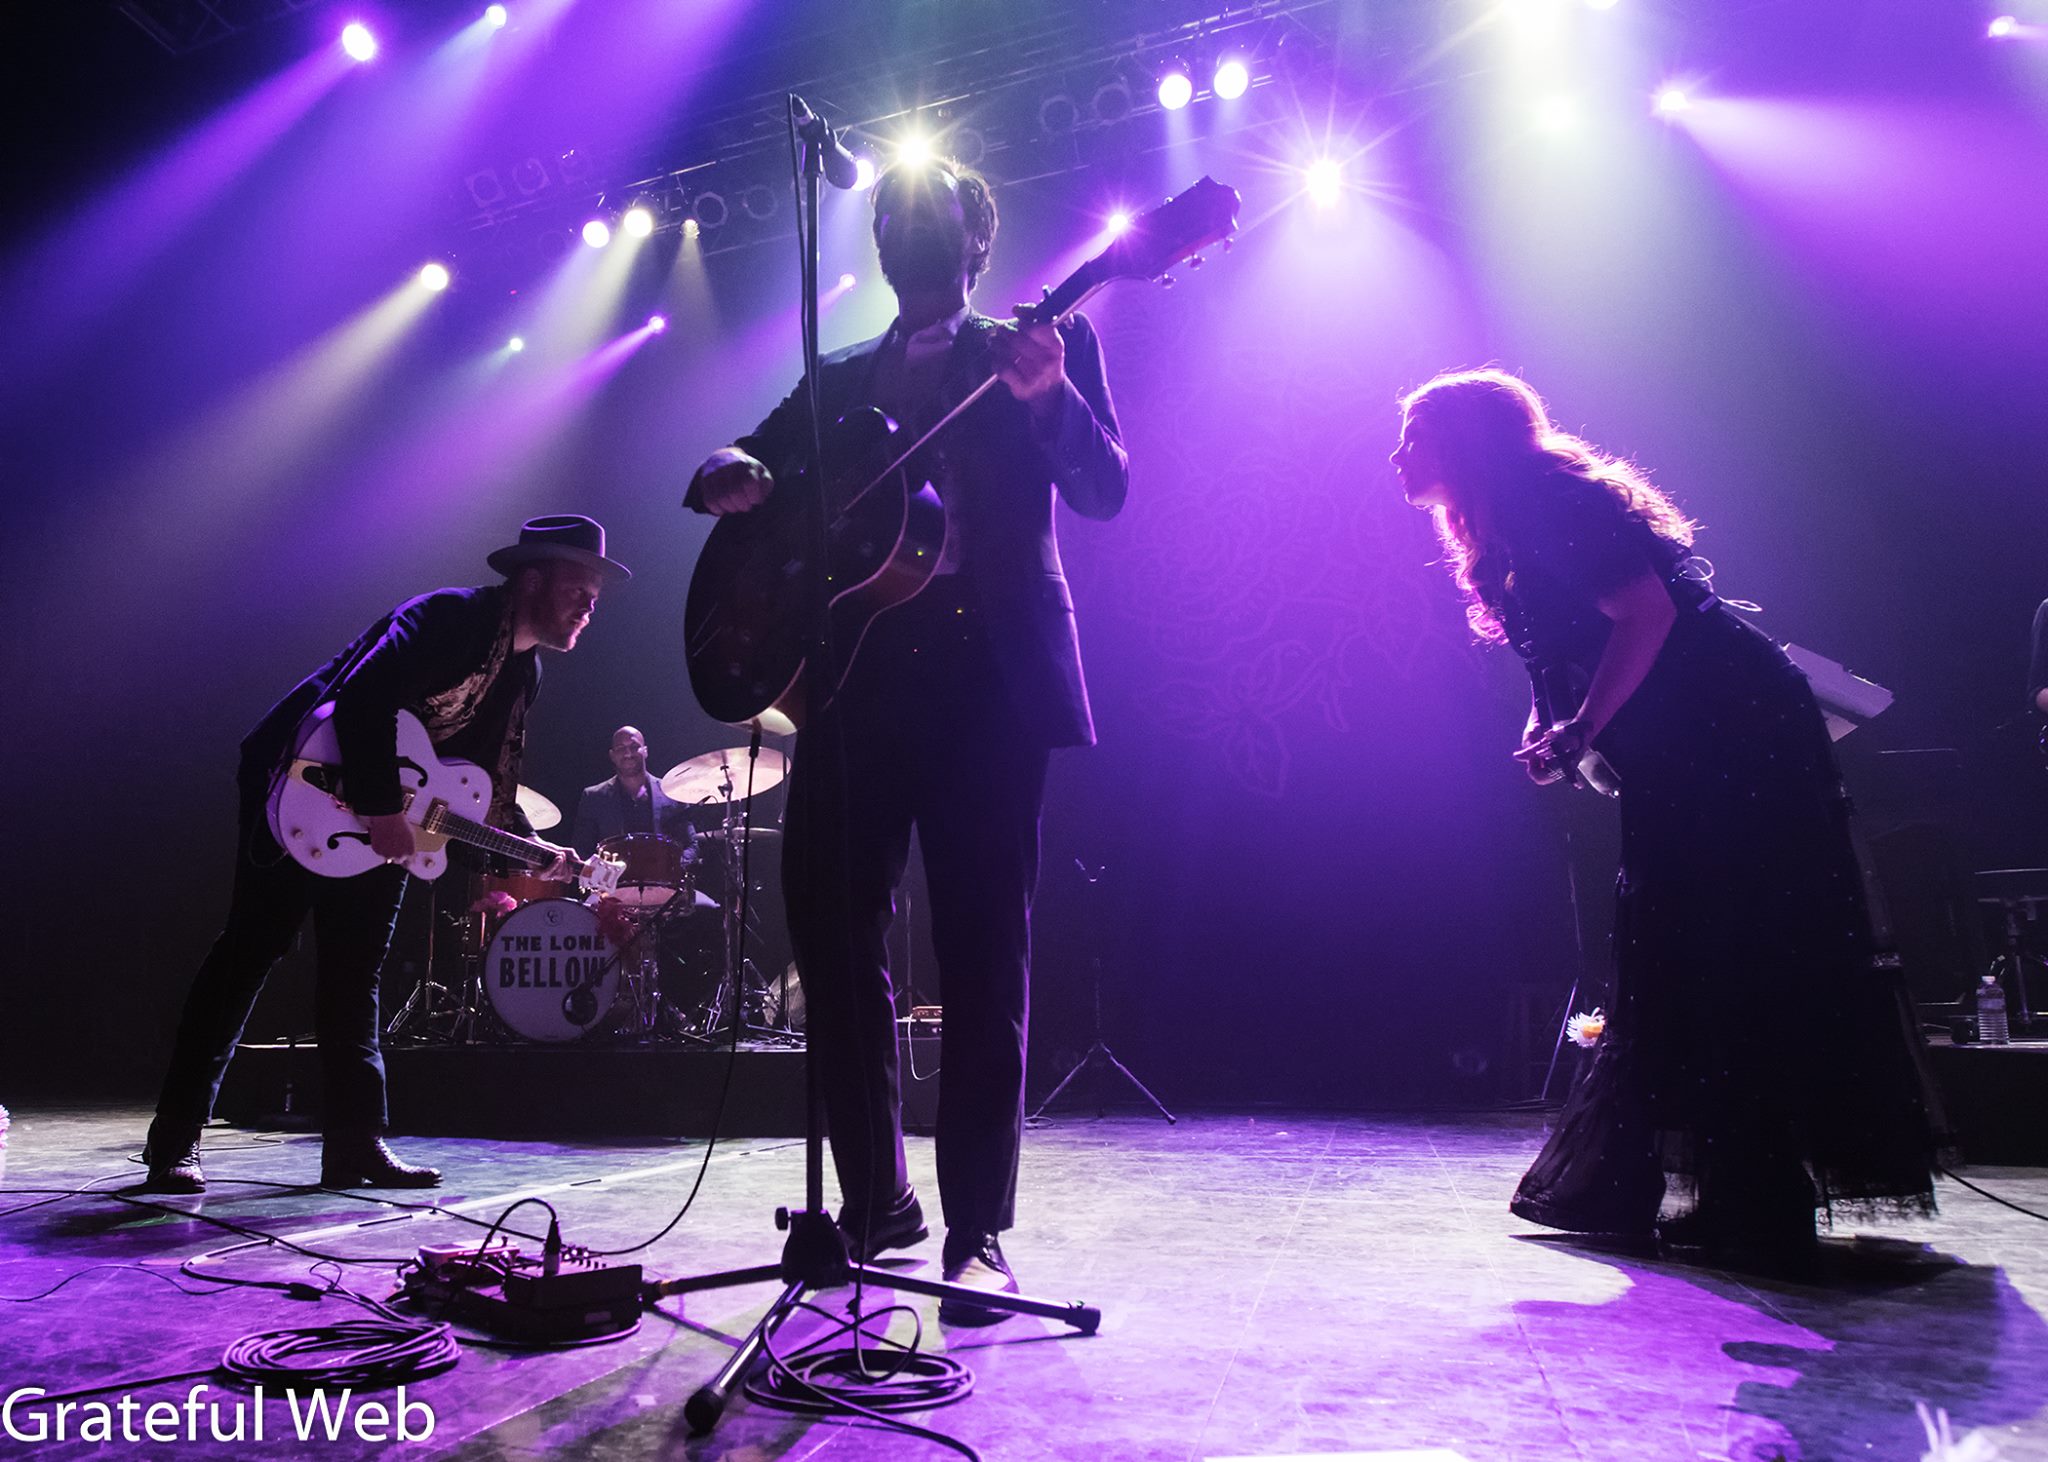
[1584,0,1620,10]
[1212,59,1249,100]
[581,219,612,249]
[1158,70,1193,111]
[895,131,935,170]
[418,262,451,292]
[622,207,654,239]
[1305,159,1343,207]
[647,314,668,333]
[1535,94,1580,133]
[1989,15,2018,37]
[1106,210,1133,237]
[485,4,508,26]
[1653,86,1692,116]
[507,336,525,352]
[340,22,377,62]
[838,272,857,289]
[853,156,878,191]
[682,217,701,240]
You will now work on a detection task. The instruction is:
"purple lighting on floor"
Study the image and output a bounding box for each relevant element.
[582,219,611,248]
[1158,70,1193,111]
[340,22,378,62]
[1213,59,1250,101]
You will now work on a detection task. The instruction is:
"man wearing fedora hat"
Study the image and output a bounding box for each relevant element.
[142,515,629,1192]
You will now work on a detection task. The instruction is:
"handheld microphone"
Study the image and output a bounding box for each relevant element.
[789,95,862,191]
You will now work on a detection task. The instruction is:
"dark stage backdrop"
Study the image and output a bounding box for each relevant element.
[2,0,2044,1113]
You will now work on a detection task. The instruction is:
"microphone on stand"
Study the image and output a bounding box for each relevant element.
[790,95,863,191]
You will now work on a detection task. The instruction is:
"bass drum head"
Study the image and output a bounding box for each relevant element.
[485,898,619,1042]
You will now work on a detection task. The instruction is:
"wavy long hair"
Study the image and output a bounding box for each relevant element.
[1401,369,1697,642]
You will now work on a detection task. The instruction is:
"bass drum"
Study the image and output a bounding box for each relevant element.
[484,898,620,1043]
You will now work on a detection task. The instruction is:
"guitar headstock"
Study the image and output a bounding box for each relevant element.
[1040,176,1241,319]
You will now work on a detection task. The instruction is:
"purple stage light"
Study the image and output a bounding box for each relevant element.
[1653,86,1692,117]
[838,272,857,289]
[896,130,935,170]
[1106,209,1133,237]
[853,156,878,191]
[341,22,378,62]
[647,314,668,333]
[1213,59,1249,101]
[1305,159,1343,207]
[418,262,451,292]
[1535,95,1581,133]
[682,217,701,240]
[622,207,654,239]
[581,219,611,249]
[486,4,508,27]
[1158,69,1194,111]
[1989,15,2018,37]
[507,336,525,352]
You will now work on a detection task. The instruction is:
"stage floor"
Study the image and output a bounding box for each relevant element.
[2,1107,2044,1462]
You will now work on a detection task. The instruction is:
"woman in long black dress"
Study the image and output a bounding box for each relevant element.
[1392,368,1942,1256]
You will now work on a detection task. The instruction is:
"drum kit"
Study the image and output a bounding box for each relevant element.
[385,747,802,1048]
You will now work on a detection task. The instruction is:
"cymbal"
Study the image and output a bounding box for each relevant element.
[661,747,791,804]
[515,784,562,832]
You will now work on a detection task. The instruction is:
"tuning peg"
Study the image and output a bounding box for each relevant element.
[1185,255,1204,269]
[1158,273,1176,288]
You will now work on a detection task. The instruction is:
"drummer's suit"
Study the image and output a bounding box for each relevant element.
[149,584,541,1147]
[570,773,694,850]
[684,311,1128,1237]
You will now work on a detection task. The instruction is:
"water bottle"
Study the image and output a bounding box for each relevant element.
[1977,974,2010,1045]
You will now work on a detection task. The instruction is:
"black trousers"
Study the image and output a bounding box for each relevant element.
[152,769,409,1139]
[784,584,1048,1236]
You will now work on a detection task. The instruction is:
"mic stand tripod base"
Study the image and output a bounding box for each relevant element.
[642,1207,1100,1436]
[1031,1039,1177,1124]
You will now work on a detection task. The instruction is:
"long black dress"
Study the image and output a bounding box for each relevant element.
[1493,471,1942,1240]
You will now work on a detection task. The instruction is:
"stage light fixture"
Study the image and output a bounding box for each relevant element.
[682,216,702,239]
[741,184,778,221]
[419,262,451,292]
[839,272,857,290]
[485,4,508,27]
[511,157,550,196]
[1305,158,1343,207]
[853,156,878,190]
[949,126,987,169]
[692,192,728,231]
[341,22,377,62]
[1653,86,1692,116]
[582,218,612,248]
[1038,92,1080,134]
[1094,77,1134,125]
[623,206,655,239]
[1989,15,2018,36]
[1106,209,1132,237]
[508,336,525,352]
[1158,69,1194,111]
[648,314,668,333]
[896,130,936,170]
[1213,58,1250,100]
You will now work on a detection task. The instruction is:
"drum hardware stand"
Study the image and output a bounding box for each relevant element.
[1030,860,1175,1123]
[693,750,801,1045]
[386,883,475,1042]
[644,105,1099,1439]
[1978,877,2048,1036]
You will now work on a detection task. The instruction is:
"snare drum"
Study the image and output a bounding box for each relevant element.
[484,898,620,1043]
[595,833,691,908]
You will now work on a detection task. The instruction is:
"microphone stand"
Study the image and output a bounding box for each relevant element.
[645,98,1098,1439]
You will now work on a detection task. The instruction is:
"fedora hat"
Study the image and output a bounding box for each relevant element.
[487,514,631,581]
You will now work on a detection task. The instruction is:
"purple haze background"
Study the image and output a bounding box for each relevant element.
[2,0,2046,1105]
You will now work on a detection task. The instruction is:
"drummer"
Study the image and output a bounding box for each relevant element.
[571,725,700,857]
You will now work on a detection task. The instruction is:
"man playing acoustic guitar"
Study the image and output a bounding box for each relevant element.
[685,160,1129,1321]
[141,515,628,1192]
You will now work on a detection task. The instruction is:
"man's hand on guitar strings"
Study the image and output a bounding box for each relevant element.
[366,812,417,863]
[1514,719,1590,787]
[695,447,776,517]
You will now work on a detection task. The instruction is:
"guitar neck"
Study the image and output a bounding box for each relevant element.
[421,803,552,867]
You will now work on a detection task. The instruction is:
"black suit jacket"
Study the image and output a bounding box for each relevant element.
[570,774,694,853]
[688,311,1129,748]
